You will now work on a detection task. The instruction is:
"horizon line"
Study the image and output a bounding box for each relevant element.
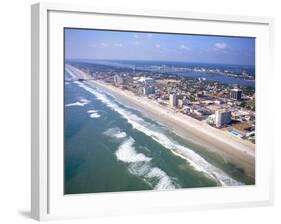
[65,58,255,67]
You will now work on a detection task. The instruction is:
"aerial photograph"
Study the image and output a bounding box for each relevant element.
[64,28,255,194]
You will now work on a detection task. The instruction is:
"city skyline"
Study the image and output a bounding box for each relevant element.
[65,28,255,66]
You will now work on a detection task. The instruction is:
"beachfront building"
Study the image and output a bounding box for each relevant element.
[177,99,184,108]
[178,98,191,108]
[169,94,177,107]
[230,88,242,100]
[113,75,124,85]
[143,86,155,95]
[215,110,232,127]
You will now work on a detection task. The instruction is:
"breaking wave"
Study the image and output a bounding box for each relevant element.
[89,113,100,118]
[103,127,127,139]
[65,98,90,107]
[87,110,100,118]
[116,137,177,190]
[73,77,243,186]
[116,137,151,163]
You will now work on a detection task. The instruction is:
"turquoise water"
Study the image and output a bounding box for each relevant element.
[64,68,254,195]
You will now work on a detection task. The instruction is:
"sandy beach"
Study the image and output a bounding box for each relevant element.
[67,64,255,177]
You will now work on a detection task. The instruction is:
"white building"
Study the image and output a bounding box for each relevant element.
[177,99,184,108]
[143,86,155,95]
[169,94,177,107]
[215,110,232,127]
[113,75,124,85]
[177,98,191,108]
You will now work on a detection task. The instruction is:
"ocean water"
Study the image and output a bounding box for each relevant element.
[64,67,254,194]
[179,71,254,87]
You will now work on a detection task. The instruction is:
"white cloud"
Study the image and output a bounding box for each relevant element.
[155,44,161,49]
[100,42,108,47]
[214,42,227,49]
[179,44,190,51]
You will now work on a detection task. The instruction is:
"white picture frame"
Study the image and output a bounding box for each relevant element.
[31,2,274,221]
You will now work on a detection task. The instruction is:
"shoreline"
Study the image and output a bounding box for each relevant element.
[67,64,255,177]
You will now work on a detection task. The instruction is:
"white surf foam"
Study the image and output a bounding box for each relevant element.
[89,113,100,118]
[87,110,98,113]
[103,127,127,139]
[87,109,100,118]
[65,101,87,107]
[116,137,151,163]
[79,98,90,104]
[73,78,243,186]
[124,115,242,186]
[116,137,177,190]
[114,132,127,138]
[65,98,90,107]
[146,167,176,190]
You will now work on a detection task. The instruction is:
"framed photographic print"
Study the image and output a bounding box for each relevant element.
[31,2,274,221]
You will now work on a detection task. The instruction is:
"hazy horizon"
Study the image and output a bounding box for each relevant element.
[65,58,255,67]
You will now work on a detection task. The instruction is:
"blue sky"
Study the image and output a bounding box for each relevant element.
[65,28,255,65]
